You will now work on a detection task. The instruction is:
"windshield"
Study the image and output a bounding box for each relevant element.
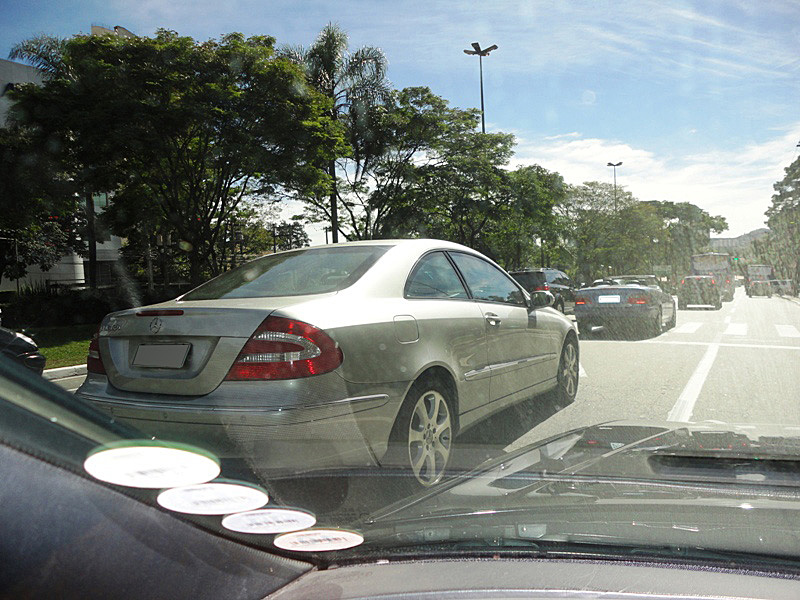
[5,0,800,587]
[180,246,389,300]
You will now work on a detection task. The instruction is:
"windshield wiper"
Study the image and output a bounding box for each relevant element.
[355,536,800,575]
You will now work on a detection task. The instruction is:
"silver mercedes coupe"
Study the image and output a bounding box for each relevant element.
[76,239,578,486]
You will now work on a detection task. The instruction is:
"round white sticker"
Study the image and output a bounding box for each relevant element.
[221,508,317,534]
[84,441,220,489]
[273,529,364,552]
[157,482,268,515]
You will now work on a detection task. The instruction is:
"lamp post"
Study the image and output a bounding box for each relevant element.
[607,161,622,211]
[464,42,498,134]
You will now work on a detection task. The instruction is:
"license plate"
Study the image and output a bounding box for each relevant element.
[598,295,621,303]
[132,344,190,369]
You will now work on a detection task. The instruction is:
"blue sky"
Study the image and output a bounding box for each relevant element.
[3,0,800,236]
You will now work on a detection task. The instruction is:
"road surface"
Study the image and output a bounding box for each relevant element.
[510,286,800,451]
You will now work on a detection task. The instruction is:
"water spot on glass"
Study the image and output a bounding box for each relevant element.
[179,241,193,252]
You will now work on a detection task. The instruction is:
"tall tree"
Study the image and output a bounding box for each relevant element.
[765,154,800,283]
[0,125,81,287]
[11,30,344,285]
[281,23,390,242]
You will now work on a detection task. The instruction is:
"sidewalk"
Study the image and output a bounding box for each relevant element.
[44,364,86,392]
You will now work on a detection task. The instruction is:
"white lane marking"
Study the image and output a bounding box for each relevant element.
[673,322,702,334]
[723,323,747,336]
[667,341,721,422]
[723,315,732,324]
[636,339,800,351]
[776,324,800,338]
[579,364,587,378]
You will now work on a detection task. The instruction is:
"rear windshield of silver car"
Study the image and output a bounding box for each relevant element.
[180,246,391,300]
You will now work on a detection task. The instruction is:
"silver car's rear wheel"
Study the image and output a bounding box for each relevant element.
[556,337,579,405]
[390,380,454,487]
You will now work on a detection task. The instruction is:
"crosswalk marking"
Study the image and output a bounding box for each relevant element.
[776,324,800,338]
[674,322,703,334]
[723,323,748,336]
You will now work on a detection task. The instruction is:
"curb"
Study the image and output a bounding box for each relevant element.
[43,364,87,381]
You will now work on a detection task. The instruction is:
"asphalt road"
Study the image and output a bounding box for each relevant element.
[509,286,800,452]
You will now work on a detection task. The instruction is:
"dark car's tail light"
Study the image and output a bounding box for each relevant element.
[575,296,589,305]
[225,316,343,381]
[87,327,107,375]
[533,282,550,292]
[681,279,685,285]
[627,296,649,304]
[711,279,716,285]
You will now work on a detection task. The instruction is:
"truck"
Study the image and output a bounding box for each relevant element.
[745,264,774,296]
[690,252,734,301]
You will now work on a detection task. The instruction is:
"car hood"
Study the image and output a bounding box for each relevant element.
[367,420,800,526]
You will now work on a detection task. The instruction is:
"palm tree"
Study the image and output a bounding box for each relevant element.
[281,24,390,242]
[8,34,71,80]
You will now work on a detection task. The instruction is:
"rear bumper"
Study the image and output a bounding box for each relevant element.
[678,292,718,305]
[76,373,407,476]
[574,306,657,327]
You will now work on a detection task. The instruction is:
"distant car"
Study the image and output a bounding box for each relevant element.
[0,327,46,376]
[771,279,794,295]
[76,240,579,487]
[677,275,722,310]
[574,274,676,338]
[509,268,577,314]
[749,280,772,297]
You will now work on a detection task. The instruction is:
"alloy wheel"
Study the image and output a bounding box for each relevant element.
[407,389,452,486]
[559,341,579,400]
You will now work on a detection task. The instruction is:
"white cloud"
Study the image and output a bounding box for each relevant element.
[511,124,800,236]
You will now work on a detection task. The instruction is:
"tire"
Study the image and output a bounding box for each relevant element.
[649,308,662,338]
[576,320,591,338]
[388,377,455,487]
[667,302,677,329]
[554,335,579,407]
[714,298,722,310]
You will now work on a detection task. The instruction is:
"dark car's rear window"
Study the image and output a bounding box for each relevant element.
[180,246,391,300]
[510,271,546,291]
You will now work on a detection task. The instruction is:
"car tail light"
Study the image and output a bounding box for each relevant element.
[225,316,343,381]
[627,296,649,304]
[87,327,106,375]
[681,279,685,285]
[575,296,589,305]
[533,282,550,291]
[726,279,730,284]
[711,279,716,285]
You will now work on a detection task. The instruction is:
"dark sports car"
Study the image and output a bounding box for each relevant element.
[574,275,676,338]
[0,327,46,375]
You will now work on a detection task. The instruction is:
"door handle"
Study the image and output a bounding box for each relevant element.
[485,313,501,326]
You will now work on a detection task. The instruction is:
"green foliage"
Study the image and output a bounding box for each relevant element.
[763,155,800,281]
[10,29,344,284]
[281,23,390,241]
[4,287,134,328]
[558,183,728,282]
[0,126,83,284]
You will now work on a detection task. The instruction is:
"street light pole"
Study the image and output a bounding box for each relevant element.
[464,42,498,134]
[607,161,622,211]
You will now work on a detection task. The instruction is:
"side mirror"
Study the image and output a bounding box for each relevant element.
[531,290,556,309]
